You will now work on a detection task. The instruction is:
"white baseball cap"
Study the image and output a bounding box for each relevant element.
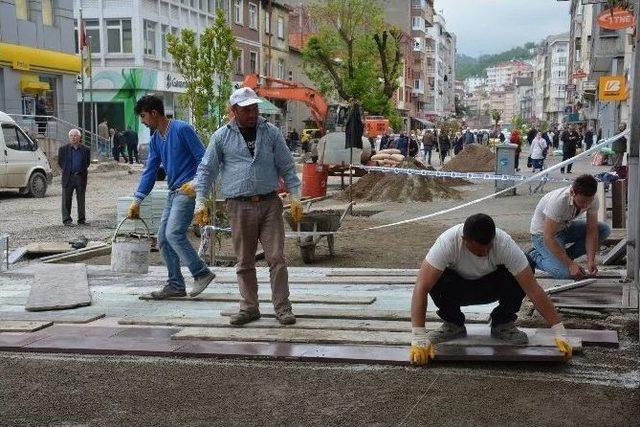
[229,87,262,107]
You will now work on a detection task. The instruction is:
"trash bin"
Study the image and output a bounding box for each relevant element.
[495,143,517,196]
[302,163,329,198]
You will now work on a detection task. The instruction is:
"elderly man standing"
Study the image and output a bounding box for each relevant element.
[195,87,302,326]
[58,129,91,226]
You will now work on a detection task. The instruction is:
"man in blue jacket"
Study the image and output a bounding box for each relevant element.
[127,95,215,299]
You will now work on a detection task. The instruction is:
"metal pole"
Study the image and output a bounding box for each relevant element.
[88,35,94,150]
[79,6,85,134]
[627,0,640,313]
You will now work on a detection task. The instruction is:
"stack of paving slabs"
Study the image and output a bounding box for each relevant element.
[116,186,169,235]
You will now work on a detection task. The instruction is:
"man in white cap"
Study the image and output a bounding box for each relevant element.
[194,87,302,326]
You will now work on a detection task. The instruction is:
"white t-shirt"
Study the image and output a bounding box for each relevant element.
[530,186,599,235]
[425,224,530,280]
[530,137,547,160]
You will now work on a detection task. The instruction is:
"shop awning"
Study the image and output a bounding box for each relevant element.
[0,42,81,75]
[20,75,50,94]
[412,117,435,127]
[258,97,281,115]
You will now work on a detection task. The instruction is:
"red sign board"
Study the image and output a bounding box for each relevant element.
[572,69,588,79]
[597,8,636,30]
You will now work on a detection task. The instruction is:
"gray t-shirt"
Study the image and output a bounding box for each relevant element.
[425,224,529,280]
[530,186,599,235]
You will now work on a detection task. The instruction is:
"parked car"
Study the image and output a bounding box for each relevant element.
[0,111,53,197]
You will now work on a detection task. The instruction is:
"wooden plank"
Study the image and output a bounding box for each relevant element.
[0,320,53,332]
[535,271,624,279]
[326,270,418,277]
[25,242,72,255]
[545,279,597,295]
[602,228,627,245]
[138,293,376,305]
[219,307,490,323]
[26,264,91,311]
[602,238,627,265]
[41,244,110,264]
[0,312,105,324]
[212,276,415,284]
[172,326,581,350]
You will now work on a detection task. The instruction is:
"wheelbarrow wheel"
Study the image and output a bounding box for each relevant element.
[300,244,316,263]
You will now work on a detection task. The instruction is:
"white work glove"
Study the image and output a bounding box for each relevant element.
[409,327,435,365]
[552,322,572,359]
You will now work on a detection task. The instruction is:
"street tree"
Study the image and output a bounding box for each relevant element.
[166,8,239,143]
[302,0,404,129]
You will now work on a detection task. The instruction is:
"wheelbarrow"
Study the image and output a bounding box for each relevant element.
[284,202,353,263]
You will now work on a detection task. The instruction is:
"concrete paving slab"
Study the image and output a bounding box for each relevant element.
[0,320,52,332]
[138,293,376,305]
[26,264,91,311]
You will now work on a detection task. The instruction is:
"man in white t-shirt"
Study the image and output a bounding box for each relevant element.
[409,214,571,366]
[528,174,610,280]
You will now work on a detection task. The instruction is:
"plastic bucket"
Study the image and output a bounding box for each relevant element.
[110,217,150,274]
[302,163,329,198]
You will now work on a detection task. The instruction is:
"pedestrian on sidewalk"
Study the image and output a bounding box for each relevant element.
[194,87,302,327]
[584,127,594,151]
[422,129,435,165]
[510,129,522,172]
[110,128,128,163]
[127,95,215,300]
[123,127,139,164]
[58,129,91,226]
[560,126,581,174]
[530,132,548,172]
[408,213,572,365]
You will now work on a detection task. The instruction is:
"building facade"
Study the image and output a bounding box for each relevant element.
[533,33,569,124]
[0,0,80,127]
[486,60,532,91]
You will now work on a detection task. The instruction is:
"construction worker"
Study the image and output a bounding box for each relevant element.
[527,174,611,280]
[194,87,302,326]
[127,95,216,299]
[409,213,572,365]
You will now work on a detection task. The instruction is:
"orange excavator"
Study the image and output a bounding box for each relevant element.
[242,73,388,137]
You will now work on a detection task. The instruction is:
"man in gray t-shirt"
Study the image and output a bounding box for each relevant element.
[528,174,610,280]
[409,214,571,366]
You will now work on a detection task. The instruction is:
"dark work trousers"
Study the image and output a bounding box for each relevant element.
[560,153,573,173]
[429,266,526,327]
[127,143,139,163]
[61,174,86,224]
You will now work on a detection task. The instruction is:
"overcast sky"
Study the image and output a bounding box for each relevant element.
[435,0,570,57]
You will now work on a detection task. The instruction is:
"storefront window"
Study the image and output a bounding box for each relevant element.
[39,76,58,117]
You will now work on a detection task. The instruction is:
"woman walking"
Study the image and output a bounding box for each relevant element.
[530,132,548,172]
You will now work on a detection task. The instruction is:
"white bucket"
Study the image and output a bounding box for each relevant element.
[110,218,150,274]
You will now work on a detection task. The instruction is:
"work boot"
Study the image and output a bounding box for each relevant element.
[426,321,467,344]
[148,284,186,299]
[229,310,261,326]
[491,321,529,345]
[189,269,216,297]
[276,308,296,325]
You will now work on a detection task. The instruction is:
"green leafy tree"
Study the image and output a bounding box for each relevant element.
[166,9,239,143]
[302,0,403,124]
[490,109,502,127]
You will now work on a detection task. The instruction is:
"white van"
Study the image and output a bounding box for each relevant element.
[0,111,53,197]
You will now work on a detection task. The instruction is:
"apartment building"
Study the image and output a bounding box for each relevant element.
[533,33,569,124]
[486,60,532,90]
[0,0,80,126]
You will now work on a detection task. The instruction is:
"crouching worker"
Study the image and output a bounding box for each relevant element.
[127,95,215,299]
[528,174,610,280]
[409,213,571,365]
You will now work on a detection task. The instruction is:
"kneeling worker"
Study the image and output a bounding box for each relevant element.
[528,174,610,279]
[409,214,571,365]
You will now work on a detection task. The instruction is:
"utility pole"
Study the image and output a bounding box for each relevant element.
[627,0,640,314]
[79,5,85,135]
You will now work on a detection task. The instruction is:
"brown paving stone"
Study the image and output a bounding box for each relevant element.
[0,332,48,350]
[24,336,182,356]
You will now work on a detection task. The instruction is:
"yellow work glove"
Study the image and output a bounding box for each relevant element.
[127,201,140,219]
[552,322,572,359]
[194,203,210,227]
[180,181,196,198]
[409,327,436,366]
[289,195,303,226]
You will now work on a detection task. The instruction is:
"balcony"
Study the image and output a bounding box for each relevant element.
[412,79,425,95]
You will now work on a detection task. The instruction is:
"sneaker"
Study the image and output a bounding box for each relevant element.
[426,321,467,344]
[189,270,216,297]
[276,308,296,325]
[149,285,186,299]
[229,310,261,326]
[63,221,74,227]
[491,321,529,344]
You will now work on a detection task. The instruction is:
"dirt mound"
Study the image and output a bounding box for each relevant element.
[338,157,461,202]
[443,144,495,172]
[90,162,135,173]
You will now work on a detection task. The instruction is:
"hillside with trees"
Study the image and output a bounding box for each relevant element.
[456,42,537,80]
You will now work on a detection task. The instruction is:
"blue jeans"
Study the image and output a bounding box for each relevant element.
[530,220,611,279]
[157,191,209,291]
[424,147,433,164]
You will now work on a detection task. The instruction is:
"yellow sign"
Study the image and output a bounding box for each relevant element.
[599,76,628,101]
[12,59,30,71]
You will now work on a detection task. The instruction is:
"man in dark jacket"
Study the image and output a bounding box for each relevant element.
[527,127,537,146]
[58,129,91,226]
[397,132,409,156]
[123,127,139,164]
[560,126,581,173]
[584,127,594,151]
[110,128,128,162]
